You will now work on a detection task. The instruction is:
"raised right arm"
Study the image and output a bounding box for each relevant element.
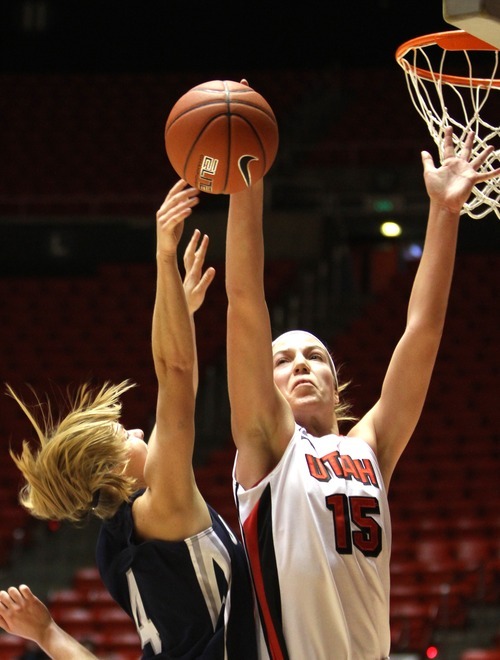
[225,179,294,488]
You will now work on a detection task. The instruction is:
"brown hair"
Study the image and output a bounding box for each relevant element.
[8,380,138,524]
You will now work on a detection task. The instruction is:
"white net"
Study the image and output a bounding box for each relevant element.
[396,31,500,219]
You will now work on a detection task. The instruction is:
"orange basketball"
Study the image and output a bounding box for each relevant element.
[165,80,279,195]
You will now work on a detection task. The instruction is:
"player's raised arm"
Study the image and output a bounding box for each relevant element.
[351,128,500,485]
[225,179,295,488]
[137,180,211,540]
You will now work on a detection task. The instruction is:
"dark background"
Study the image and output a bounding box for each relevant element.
[1,1,498,265]
[0,0,449,74]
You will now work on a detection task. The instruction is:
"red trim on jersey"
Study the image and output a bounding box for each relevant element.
[243,501,285,660]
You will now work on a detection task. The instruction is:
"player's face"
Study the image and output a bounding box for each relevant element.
[272,331,337,412]
[119,425,147,486]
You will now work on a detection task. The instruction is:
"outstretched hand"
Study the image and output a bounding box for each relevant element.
[0,584,98,659]
[156,179,215,313]
[183,228,216,314]
[0,584,51,643]
[421,127,500,213]
[156,179,200,259]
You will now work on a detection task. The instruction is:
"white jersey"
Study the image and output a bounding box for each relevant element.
[234,424,391,660]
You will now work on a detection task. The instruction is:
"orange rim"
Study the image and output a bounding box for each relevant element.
[396,29,500,89]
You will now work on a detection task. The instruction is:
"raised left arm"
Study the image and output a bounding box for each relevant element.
[137,180,213,540]
[352,129,500,485]
[144,226,215,445]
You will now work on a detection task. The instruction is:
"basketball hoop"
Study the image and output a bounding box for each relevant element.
[396,29,500,219]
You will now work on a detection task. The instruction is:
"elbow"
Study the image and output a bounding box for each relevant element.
[154,356,194,379]
[226,280,257,301]
[407,311,446,340]
[404,323,444,364]
[226,282,266,309]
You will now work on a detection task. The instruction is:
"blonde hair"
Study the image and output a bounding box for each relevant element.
[8,380,138,524]
[332,367,356,428]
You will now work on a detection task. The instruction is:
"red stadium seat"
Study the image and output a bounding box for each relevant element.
[0,633,27,658]
[390,600,437,652]
[48,587,86,609]
[454,536,495,601]
[414,538,454,564]
[73,565,105,594]
[93,606,137,634]
[460,650,500,660]
[391,581,470,628]
[52,606,97,638]
[93,631,141,658]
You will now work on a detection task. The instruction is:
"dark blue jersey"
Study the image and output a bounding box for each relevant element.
[96,491,259,659]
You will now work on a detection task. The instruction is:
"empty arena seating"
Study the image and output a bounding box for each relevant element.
[47,567,140,658]
[0,67,498,657]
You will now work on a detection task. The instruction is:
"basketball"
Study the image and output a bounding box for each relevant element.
[165,80,279,195]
